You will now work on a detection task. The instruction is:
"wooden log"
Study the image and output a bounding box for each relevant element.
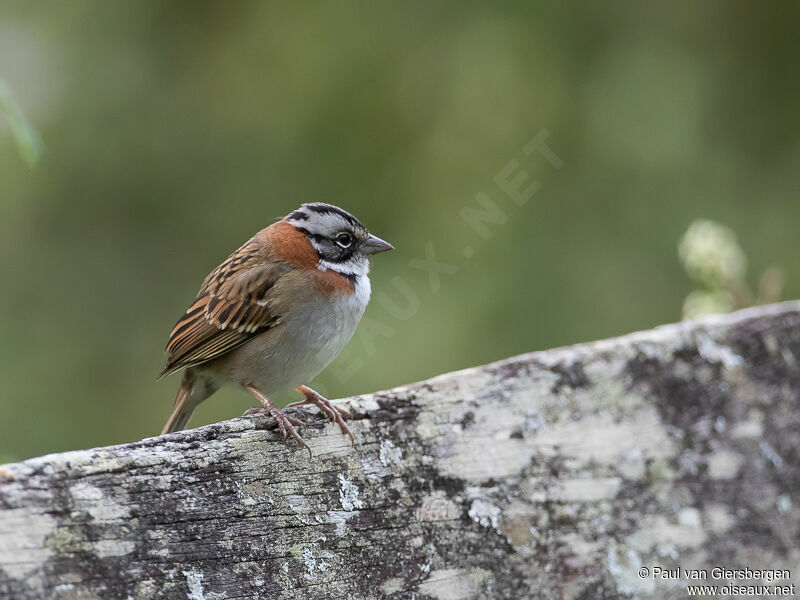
[1,302,799,599]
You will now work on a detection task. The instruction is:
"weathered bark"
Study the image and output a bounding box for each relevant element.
[1,302,799,600]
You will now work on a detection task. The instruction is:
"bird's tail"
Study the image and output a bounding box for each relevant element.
[161,370,215,435]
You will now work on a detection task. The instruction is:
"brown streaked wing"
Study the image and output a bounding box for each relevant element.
[161,236,290,376]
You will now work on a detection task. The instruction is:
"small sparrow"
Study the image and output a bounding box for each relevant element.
[160,203,393,453]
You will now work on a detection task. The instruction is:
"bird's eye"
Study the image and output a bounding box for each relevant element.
[335,232,353,248]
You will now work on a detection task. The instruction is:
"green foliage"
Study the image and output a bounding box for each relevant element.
[0,79,43,167]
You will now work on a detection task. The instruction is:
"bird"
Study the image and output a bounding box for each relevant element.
[159,203,394,454]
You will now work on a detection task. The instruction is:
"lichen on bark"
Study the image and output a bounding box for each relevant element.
[1,302,799,599]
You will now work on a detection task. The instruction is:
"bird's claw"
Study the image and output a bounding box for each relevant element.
[288,387,355,444]
[243,405,310,456]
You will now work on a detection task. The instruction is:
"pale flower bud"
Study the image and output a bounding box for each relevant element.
[678,220,747,287]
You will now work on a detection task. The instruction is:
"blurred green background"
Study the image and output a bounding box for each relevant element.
[1,2,798,461]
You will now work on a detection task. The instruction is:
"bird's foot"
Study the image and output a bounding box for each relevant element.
[287,386,354,444]
[244,386,311,457]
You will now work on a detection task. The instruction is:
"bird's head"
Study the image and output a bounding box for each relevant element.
[286,203,393,276]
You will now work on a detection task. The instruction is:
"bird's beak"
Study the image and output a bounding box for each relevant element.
[362,234,394,255]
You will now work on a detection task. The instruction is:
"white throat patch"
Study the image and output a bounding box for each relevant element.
[317,255,369,278]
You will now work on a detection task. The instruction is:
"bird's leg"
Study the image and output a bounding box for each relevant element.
[286,385,354,443]
[244,385,311,457]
